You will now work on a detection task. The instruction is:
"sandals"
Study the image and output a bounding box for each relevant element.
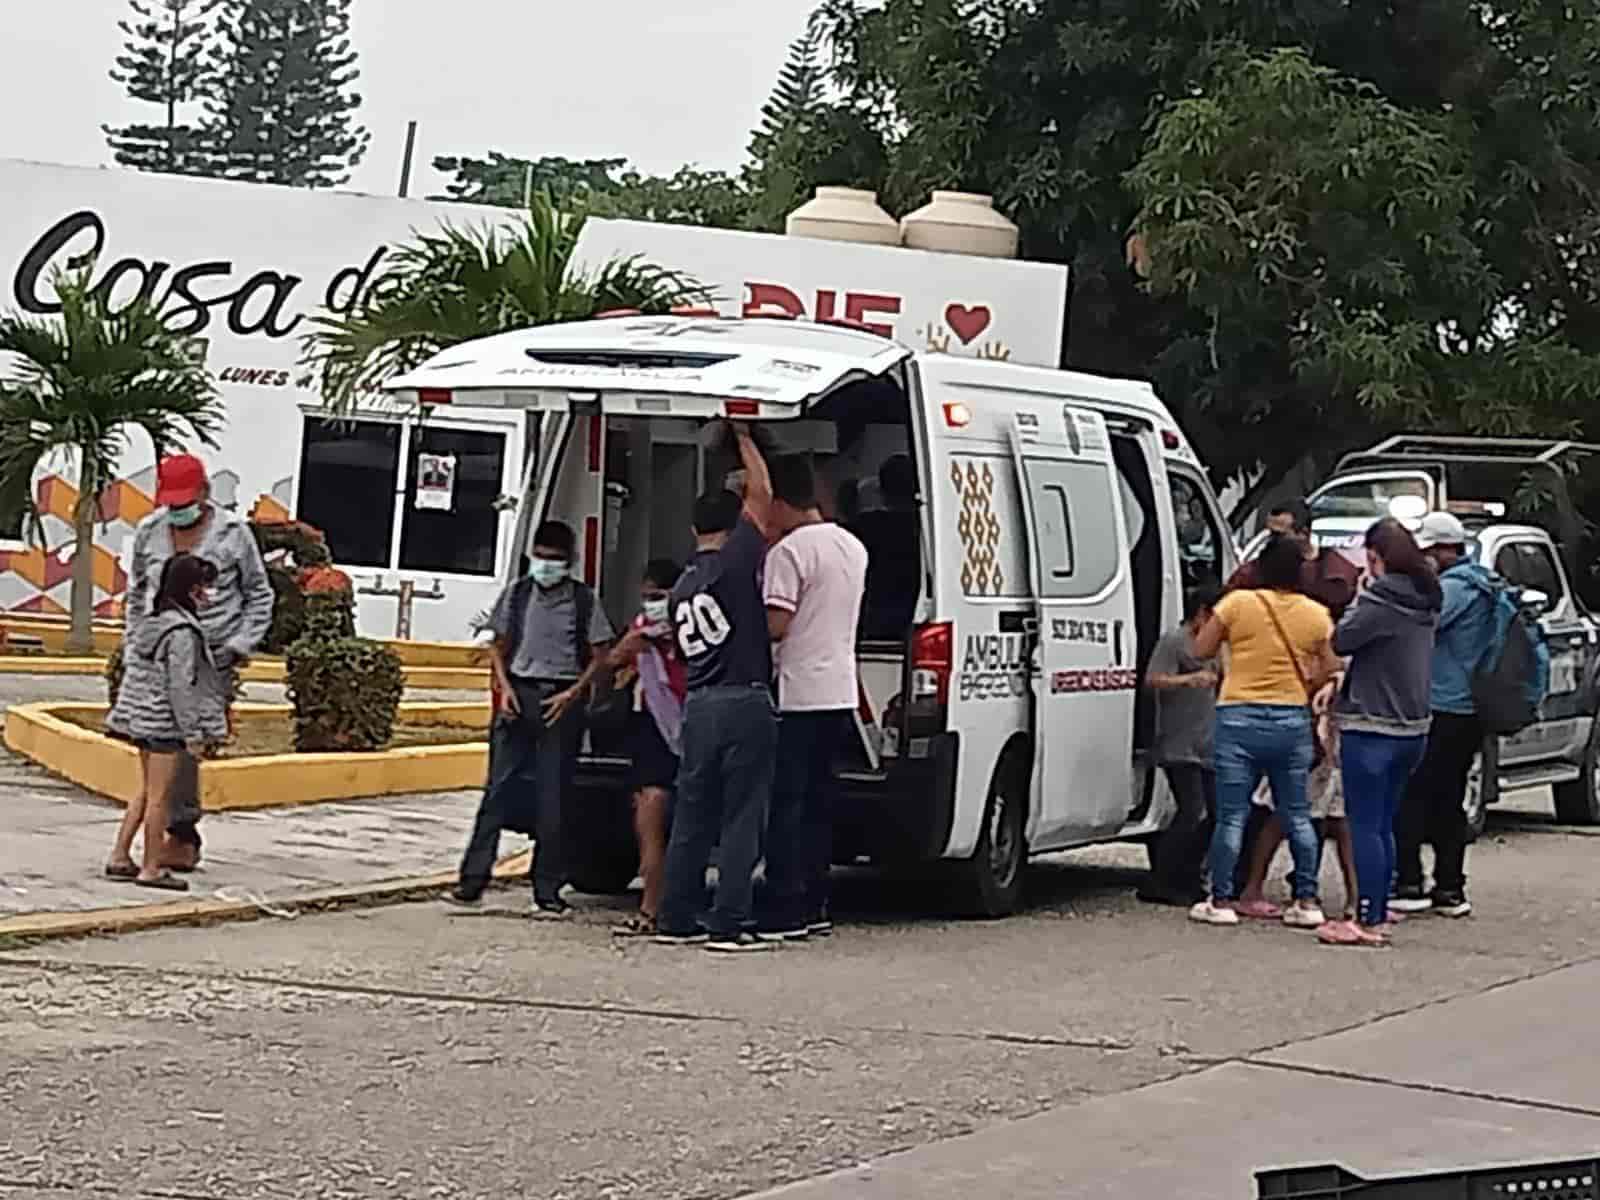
[611,914,656,938]
[104,862,139,880]
[1317,919,1389,948]
[133,871,190,893]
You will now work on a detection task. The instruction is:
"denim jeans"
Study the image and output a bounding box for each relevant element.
[1209,704,1317,902]
[1342,729,1426,925]
[658,684,778,937]
[758,708,852,930]
[458,678,581,904]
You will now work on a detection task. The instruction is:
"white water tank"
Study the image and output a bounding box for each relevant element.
[786,186,900,246]
[900,191,1019,258]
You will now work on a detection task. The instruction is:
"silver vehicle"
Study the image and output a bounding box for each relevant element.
[1302,437,1600,833]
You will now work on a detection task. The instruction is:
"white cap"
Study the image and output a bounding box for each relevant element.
[1414,511,1468,549]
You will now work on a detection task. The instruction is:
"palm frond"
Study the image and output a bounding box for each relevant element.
[301,191,708,415]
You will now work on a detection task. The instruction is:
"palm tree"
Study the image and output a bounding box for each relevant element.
[0,272,222,653]
[302,191,709,414]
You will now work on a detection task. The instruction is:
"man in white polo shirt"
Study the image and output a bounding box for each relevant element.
[757,454,868,942]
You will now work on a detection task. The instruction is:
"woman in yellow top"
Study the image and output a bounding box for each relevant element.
[1190,534,1342,927]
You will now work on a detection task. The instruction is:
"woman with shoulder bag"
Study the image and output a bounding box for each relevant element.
[1319,519,1440,946]
[1191,534,1341,928]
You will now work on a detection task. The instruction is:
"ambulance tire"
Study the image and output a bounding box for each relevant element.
[955,745,1029,918]
[569,848,641,896]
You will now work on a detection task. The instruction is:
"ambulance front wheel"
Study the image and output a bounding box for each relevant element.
[955,745,1029,918]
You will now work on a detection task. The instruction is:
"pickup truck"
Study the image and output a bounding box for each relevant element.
[1268,437,1600,833]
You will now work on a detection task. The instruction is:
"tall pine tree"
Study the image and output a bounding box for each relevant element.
[202,0,370,188]
[103,0,221,175]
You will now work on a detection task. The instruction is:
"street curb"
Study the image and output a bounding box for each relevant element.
[4,700,492,809]
[0,852,532,946]
[0,655,489,690]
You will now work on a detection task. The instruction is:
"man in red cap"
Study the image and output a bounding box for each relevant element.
[123,452,274,868]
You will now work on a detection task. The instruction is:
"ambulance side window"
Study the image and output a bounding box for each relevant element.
[1168,470,1224,589]
[1495,541,1566,611]
[1021,457,1120,600]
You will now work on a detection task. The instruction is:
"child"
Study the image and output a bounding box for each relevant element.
[1139,585,1221,906]
[607,558,687,936]
[104,554,228,891]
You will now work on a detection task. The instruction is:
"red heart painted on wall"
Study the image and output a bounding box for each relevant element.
[945,304,992,345]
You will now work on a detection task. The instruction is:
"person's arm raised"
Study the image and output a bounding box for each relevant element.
[732,421,773,538]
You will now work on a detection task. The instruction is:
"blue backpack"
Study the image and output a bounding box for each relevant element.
[1453,572,1551,735]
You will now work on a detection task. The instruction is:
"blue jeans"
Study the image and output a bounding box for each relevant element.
[1209,705,1317,902]
[658,684,778,937]
[1341,730,1426,926]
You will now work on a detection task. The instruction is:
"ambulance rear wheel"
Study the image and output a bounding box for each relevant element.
[955,747,1028,918]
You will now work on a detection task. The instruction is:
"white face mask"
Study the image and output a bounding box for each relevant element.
[641,597,670,624]
[529,558,568,588]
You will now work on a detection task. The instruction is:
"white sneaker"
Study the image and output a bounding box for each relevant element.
[1282,903,1326,929]
[1188,900,1240,926]
[1388,893,1433,914]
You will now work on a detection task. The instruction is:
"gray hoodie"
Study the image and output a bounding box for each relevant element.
[1332,573,1441,738]
[106,607,230,746]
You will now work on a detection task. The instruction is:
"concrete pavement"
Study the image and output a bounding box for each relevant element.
[4,787,1600,1200]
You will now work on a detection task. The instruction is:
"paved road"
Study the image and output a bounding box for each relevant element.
[3,789,1598,1200]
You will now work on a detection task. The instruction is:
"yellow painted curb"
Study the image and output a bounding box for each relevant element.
[0,851,532,944]
[0,655,488,690]
[4,700,492,810]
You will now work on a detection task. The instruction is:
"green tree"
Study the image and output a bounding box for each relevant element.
[300,193,709,413]
[103,0,221,175]
[202,0,369,187]
[432,153,628,208]
[0,274,222,653]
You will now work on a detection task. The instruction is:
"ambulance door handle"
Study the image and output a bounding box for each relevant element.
[1113,619,1125,665]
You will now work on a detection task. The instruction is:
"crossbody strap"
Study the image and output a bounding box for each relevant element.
[1253,591,1313,704]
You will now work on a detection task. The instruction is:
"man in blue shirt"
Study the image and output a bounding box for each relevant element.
[1392,512,1495,918]
[655,422,779,953]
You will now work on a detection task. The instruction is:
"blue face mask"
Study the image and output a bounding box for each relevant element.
[529,558,568,588]
[169,503,204,528]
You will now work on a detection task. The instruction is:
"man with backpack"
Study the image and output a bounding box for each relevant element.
[1393,512,1548,917]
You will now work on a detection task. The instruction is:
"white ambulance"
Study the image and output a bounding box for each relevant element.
[387,315,1236,914]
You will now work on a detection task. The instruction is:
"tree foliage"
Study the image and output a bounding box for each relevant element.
[0,273,222,651]
[202,0,369,187]
[103,0,221,175]
[300,193,709,412]
[763,0,1600,499]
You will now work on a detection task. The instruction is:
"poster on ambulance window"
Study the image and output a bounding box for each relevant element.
[415,453,457,511]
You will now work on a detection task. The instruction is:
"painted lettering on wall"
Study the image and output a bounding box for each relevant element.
[1051,667,1138,694]
[743,282,904,337]
[12,210,388,340]
[958,632,1030,702]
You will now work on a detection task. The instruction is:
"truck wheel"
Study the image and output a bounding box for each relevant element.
[1463,747,1490,842]
[565,790,641,894]
[568,847,641,895]
[954,748,1029,918]
[1553,720,1600,825]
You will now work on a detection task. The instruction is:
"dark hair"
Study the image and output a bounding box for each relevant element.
[770,454,819,510]
[1184,583,1221,622]
[1365,517,1442,605]
[1257,532,1305,591]
[1269,499,1311,534]
[532,520,576,561]
[155,553,217,615]
[879,453,916,501]
[642,557,681,591]
[692,488,742,535]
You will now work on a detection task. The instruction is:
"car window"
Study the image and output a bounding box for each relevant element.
[1494,541,1566,608]
[1168,471,1225,590]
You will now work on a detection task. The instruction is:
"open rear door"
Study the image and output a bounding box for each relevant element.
[1011,405,1138,846]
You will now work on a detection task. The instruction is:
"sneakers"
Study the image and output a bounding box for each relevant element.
[1188,900,1240,927]
[652,929,709,946]
[1282,903,1326,929]
[530,897,571,920]
[704,932,775,954]
[755,925,810,943]
[1389,886,1432,914]
[806,916,834,938]
[441,888,482,909]
[1431,893,1473,918]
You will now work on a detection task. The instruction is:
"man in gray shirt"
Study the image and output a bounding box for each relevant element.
[1138,585,1220,906]
[448,520,614,915]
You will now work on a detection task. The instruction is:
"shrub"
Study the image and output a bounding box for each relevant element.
[251,519,332,654]
[282,564,402,751]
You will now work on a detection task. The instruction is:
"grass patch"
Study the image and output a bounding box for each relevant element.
[59,711,487,759]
